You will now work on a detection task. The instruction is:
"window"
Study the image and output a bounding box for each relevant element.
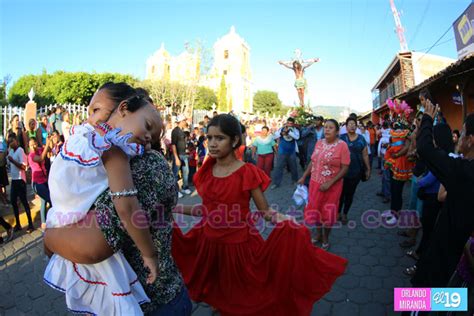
[151,66,155,74]
[388,82,395,98]
[372,89,380,110]
[224,50,229,59]
[223,70,227,75]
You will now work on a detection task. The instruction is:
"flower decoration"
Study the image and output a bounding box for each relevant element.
[386,98,413,121]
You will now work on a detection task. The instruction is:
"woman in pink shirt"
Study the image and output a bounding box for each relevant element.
[28,137,52,229]
[298,119,350,250]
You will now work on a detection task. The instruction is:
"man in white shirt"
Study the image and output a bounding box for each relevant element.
[7,135,34,232]
[376,121,392,203]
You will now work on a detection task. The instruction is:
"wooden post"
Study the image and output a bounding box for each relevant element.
[460,85,467,123]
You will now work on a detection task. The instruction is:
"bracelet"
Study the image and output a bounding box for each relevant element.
[108,188,138,199]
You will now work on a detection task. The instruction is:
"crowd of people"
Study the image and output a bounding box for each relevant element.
[0,106,85,242]
[158,89,474,315]
[0,81,473,315]
[35,82,348,316]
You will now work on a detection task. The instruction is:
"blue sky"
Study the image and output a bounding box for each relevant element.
[0,0,470,112]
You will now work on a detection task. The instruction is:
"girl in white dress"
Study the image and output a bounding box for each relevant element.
[44,83,162,315]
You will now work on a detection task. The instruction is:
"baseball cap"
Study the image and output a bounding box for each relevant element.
[176,115,186,122]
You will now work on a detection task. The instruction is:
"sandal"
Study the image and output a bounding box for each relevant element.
[406,250,420,261]
[322,243,330,251]
[403,265,417,276]
[399,239,416,248]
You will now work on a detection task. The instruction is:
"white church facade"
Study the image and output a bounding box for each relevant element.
[145,26,253,113]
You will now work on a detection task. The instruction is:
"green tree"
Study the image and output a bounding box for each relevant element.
[253,90,283,115]
[217,76,227,112]
[194,86,217,110]
[0,75,11,106]
[279,105,293,116]
[8,71,138,107]
[8,72,55,106]
[0,84,7,107]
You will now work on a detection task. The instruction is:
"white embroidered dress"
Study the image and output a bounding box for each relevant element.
[44,123,150,316]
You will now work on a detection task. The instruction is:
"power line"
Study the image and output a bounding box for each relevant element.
[376,0,408,68]
[409,0,431,46]
[375,4,394,68]
[361,0,369,39]
[400,0,405,10]
[416,24,453,62]
[413,37,454,52]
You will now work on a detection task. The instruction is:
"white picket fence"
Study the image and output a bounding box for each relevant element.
[36,103,88,118]
[1,103,88,137]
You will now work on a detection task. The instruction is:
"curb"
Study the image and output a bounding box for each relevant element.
[0,196,42,233]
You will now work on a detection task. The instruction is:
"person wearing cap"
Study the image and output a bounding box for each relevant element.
[271,117,300,189]
[172,115,192,197]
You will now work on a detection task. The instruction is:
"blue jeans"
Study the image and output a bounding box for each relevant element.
[409,175,423,218]
[33,182,52,224]
[172,154,190,190]
[272,152,299,186]
[146,288,192,316]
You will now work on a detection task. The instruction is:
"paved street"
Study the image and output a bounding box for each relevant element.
[0,166,413,315]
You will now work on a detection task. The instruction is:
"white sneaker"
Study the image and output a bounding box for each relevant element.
[182,189,192,195]
[385,215,398,225]
[381,210,392,218]
[178,192,184,199]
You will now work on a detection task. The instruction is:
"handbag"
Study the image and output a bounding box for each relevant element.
[292,184,308,206]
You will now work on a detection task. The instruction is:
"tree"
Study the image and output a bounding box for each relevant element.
[8,72,55,106]
[194,86,217,110]
[217,76,227,112]
[8,71,138,107]
[253,90,283,115]
[141,79,185,113]
[141,79,201,115]
[0,75,11,107]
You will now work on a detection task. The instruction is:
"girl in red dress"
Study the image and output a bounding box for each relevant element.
[172,114,347,316]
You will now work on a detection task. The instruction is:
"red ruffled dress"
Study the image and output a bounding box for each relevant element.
[172,157,348,316]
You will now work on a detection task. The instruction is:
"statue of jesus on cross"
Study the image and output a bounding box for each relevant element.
[278,49,319,107]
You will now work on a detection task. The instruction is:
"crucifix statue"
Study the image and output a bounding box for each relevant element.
[278,49,319,107]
